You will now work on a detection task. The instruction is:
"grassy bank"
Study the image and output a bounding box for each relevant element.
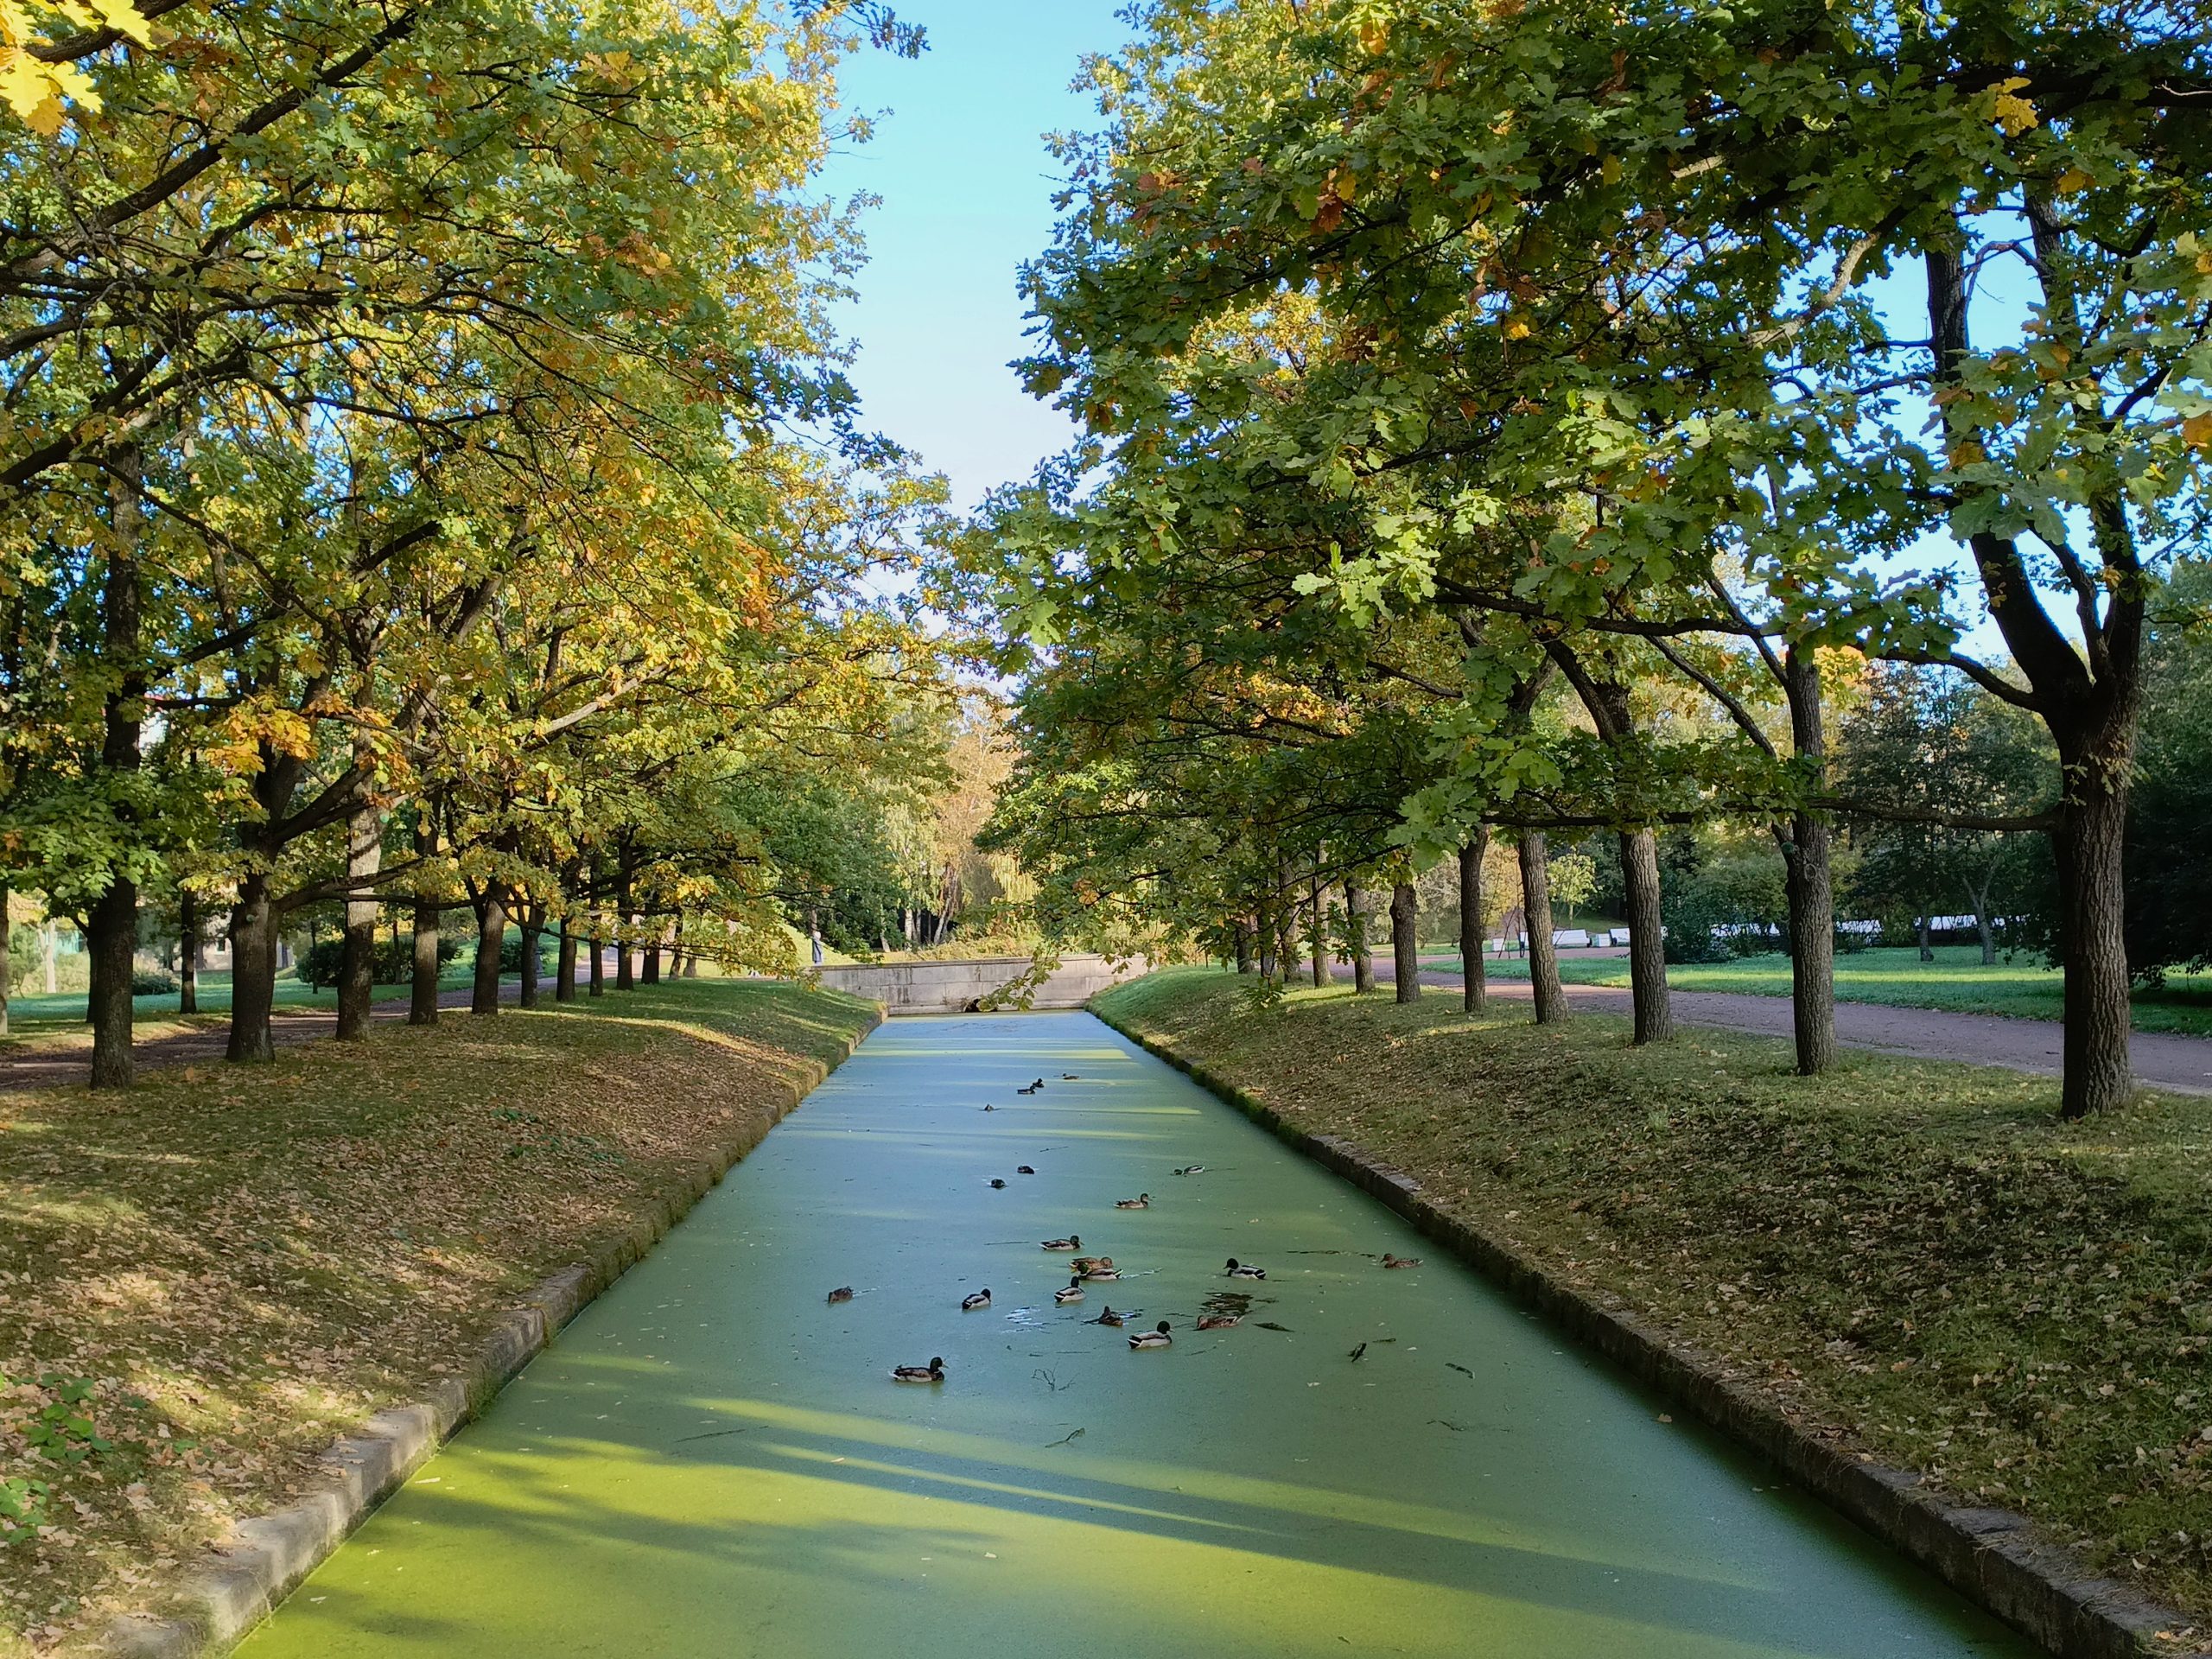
[0,978,876,1652]
[1427,944,2212,1036]
[1096,967,2212,1625]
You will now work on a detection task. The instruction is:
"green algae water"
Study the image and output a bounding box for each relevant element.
[238,1012,2033,1658]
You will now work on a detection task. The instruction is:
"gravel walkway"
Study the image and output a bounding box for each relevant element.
[1362,960,2212,1096]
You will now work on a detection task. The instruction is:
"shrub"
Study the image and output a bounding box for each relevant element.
[298,933,459,990]
[130,968,178,995]
[498,931,553,975]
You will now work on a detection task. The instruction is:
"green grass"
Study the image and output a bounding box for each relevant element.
[1421,944,2212,1036]
[0,967,485,1043]
[0,977,877,1649]
[1096,966,2212,1626]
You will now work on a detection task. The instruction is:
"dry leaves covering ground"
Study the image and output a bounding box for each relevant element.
[1100,968,2212,1636]
[0,979,876,1653]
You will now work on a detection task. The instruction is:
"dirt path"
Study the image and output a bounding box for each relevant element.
[1362,960,2212,1096]
[2,982,531,1093]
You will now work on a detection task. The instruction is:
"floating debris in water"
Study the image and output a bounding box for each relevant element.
[675,1427,749,1444]
[1430,1420,1467,1433]
[1254,1321,1294,1332]
[1045,1427,1085,1447]
[1446,1362,1474,1378]
[1200,1290,1255,1319]
[1349,1343,1368,1363]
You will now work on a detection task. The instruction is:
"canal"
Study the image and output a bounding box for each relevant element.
[239,1011,2034,1657]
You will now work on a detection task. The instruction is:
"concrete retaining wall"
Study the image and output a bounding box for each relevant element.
[817,953,1146,1014]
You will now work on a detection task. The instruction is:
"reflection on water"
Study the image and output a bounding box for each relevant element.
[238,1011,2035,1659]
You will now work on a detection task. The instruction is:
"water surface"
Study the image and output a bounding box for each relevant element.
[239,1011,2031,1657]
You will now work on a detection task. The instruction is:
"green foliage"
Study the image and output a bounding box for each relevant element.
[2128,563,2212,980]
[296,933,459,992]
[0,1473,48,1548]
[22,1376,112,1466]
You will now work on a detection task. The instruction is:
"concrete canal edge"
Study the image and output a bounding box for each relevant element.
[1092,1001,2209,1659]
[88,1005,887,1659]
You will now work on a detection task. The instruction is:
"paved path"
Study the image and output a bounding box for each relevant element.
[1364,961,2212,1096]
[2,982,530,1093]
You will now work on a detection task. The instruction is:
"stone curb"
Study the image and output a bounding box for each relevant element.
[86,1005,885,1659]
[1093,1001,2207,1659]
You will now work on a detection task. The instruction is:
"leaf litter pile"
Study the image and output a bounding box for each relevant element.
[0,980,876,1653]
[1102,968,2212,1633]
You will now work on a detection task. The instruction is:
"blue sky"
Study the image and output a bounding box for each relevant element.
[817,3,1134,511]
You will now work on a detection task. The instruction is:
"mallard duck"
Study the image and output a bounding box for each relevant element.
[1052,1275,1086,1305]
[960,1288,992,1311]
[1224,1258,1267,1280]
[1091,1306,1126,1326]
[1060,1073,1080,1080]
[1128,1320,1173,1350]
[1172,1165,1205,1176]
[1016,1165,1036,1175]
[1082,1263,1122,1281]
[1114,1193,1150,1210]
[1030,1077,1046,1089]
[1382,1253,1423,1269]
[825,1286,855,1304]
[891,1357,945,1383]
[981,1104,996,1112]
[1016,1084,1038,1096]
[1196,1313,1241,1331]
[989,1179,1007,1189]
[1041,1235,1081,1251]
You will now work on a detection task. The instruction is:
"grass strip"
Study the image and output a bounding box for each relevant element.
[1096,967,2212,1628]
[0,979,876,1654]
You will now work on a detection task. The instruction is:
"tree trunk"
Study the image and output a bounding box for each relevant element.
[88,448,146,1090]
[1965,873,1998,966]
[1307,874,1328,986]
[2052,749,2134,1117]
[1255,894,1278,979]
[1389,882,1420,1005]
[472,886,505,1015]
[643,938,661,984]
[1777,645,1834,1075]
[335,794,381,1040]
[588,928,606,996]
[226,873,278,1063]
[1345,882,1375,994]
[42,921,56,994]
[1617,830,1673,1045]
[0,881,10,1039]
[1781,812,1837,1075]
[1232,918,1253,974]
[1458,831,1487,1014]
[518,916,541,1008]
[1518,833,1567,1026]
[1917,913,1934,962]
[410,898,442,1027]
[177,889,199,1014]
[556,919,578,1001]
[618,913,637,989]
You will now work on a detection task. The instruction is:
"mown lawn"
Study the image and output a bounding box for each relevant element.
[1424,944,2212,1036]
[0,978,876,1653]
[1096,967,2212,1627]
[0,968,480,1045]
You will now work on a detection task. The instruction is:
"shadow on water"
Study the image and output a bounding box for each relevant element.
[237,1012,2036,1659]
